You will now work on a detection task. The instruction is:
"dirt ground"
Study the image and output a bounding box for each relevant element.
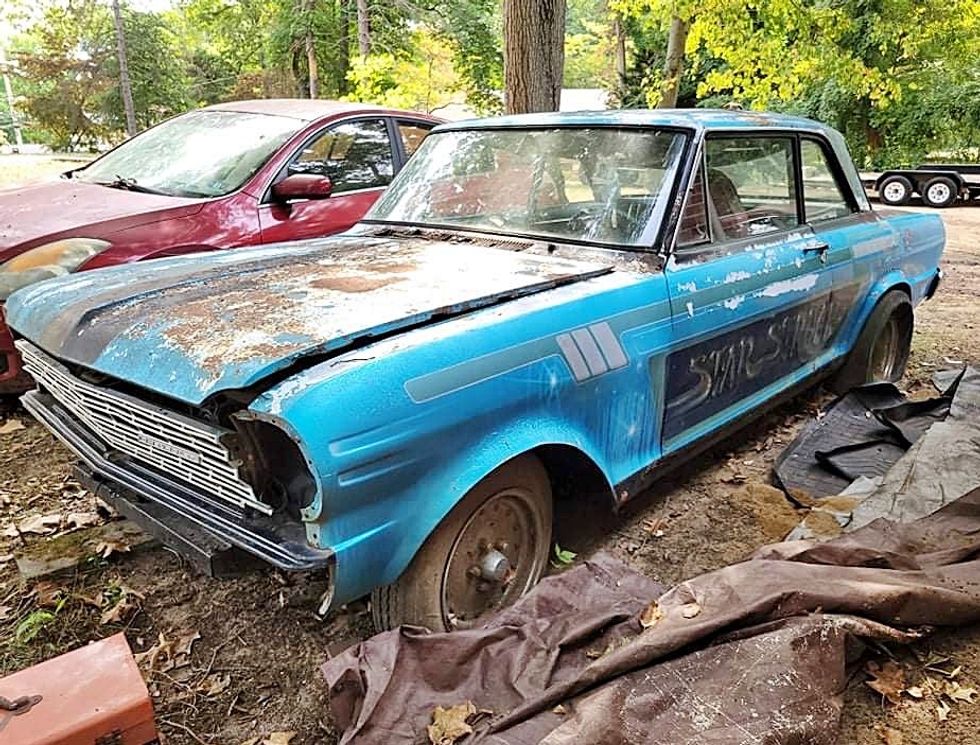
[1,192,978,744]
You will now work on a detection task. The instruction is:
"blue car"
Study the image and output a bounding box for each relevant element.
[7,110,944,631]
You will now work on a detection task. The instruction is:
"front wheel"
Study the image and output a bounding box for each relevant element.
[831,290,913,394]
[372,454,553,632]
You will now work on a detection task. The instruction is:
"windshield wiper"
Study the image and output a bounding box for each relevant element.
[94,175,170,196]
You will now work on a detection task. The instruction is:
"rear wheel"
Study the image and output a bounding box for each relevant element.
[878,175,912,206]
[371,454,553,632]
[921,176,958,208]
[831,290,913,394]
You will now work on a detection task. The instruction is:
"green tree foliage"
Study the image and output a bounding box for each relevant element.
[12,0,189,149]
[613,0,980,166]
[344,29,459,113]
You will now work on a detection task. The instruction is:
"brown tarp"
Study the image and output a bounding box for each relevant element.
[322,486,980,744]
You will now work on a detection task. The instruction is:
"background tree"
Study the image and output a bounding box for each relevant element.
[503,0,566,114]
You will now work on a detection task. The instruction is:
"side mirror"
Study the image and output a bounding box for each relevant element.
[271,173,333,202]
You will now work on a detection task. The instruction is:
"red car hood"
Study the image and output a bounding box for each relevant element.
[0,180,206,260]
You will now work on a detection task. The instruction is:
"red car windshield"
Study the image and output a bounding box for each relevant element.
[75,110,301,198]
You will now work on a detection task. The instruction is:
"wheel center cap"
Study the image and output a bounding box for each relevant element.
[478,548,512,583]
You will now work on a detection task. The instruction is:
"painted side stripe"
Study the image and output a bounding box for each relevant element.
[589,322,628,369]
[556,334,591,381]
[570,328,608,376]
[403,300,671,403]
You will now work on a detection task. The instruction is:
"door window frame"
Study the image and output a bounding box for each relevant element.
[261,115,399,204]
[798,135,860,224]
[391,118,437,164]
[668,129,862,264]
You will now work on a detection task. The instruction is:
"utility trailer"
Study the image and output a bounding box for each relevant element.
[861,164,980,208]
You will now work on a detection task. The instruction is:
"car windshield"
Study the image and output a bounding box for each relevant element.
[367,127,687,247]
[75,110,302,198]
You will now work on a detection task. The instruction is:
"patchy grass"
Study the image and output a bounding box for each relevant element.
[0,154,91,189]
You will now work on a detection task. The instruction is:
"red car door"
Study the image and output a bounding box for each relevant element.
[258,117,396,243]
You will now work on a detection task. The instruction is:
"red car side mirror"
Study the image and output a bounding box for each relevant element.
[272,173,333,202]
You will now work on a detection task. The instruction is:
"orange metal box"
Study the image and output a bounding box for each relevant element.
[0,633,158,744]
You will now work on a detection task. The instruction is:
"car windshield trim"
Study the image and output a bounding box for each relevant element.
[366,125,690,252]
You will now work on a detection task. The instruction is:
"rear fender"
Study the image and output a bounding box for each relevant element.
[837,270,912,355]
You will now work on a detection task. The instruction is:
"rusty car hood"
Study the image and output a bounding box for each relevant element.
[5,235,612,404]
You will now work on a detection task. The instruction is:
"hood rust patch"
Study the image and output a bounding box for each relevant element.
[56,237,613,397]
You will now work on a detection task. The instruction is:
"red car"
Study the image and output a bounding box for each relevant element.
[0,99,441,392]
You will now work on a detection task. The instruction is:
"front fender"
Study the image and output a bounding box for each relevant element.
[309,410,613,608]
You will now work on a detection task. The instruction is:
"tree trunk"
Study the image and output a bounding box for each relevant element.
[503,0,566,115]
[337,0,352,95]
[660,15,689,109]
[306,30,319,98]
[612,12,627,93]
[356,0,371,57]
[111,0,137,136]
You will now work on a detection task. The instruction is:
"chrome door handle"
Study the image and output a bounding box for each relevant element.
[802,241,830,263]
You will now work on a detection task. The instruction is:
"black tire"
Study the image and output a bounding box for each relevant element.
[878,175,912,206]
[372,454,553,632]
[831,290,913,394]
[921,176,958,208]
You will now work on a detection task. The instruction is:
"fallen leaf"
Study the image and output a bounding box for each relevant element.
[680,601,702,619]
[198,673,232,697]
[905,685,925,699]
[32,581,64,608]
[94,539,132,559]
[552,704,567,715]
[65,512,101,531]
[0,419,25,435]
[875,725,903,745]
[639,602,665,629]
[428,702,477,745]
[642,517,667,537]
[866,660,906,705]
[262,734,296,745]
[18,514,61,535]
[101,595,138,625]
[134,630,200,673]
[937,700,951,721]
[945,680,978,704]
[0,605,12,621]
[0,554,13,564]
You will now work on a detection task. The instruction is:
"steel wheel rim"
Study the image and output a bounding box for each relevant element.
[870,317,901,381]
[440,489,544,630]
[927,182,951,204]
[882,182,906,203]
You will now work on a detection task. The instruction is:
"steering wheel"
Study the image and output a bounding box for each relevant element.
[567,208,598,235]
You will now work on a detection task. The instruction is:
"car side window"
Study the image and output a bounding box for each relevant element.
[397,121,434,158]
[702,136,799,242]
[801,138,854,222]
[288,119,394,192]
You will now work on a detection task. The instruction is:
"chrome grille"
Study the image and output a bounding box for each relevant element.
[17,340,270,515]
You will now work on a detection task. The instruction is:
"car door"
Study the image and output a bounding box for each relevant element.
[661,133,852,454]
[259,117,396,243]
[798,135,895,325]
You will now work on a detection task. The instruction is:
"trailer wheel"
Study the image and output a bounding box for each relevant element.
[878,175,912,206]
[921,176,958,208]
